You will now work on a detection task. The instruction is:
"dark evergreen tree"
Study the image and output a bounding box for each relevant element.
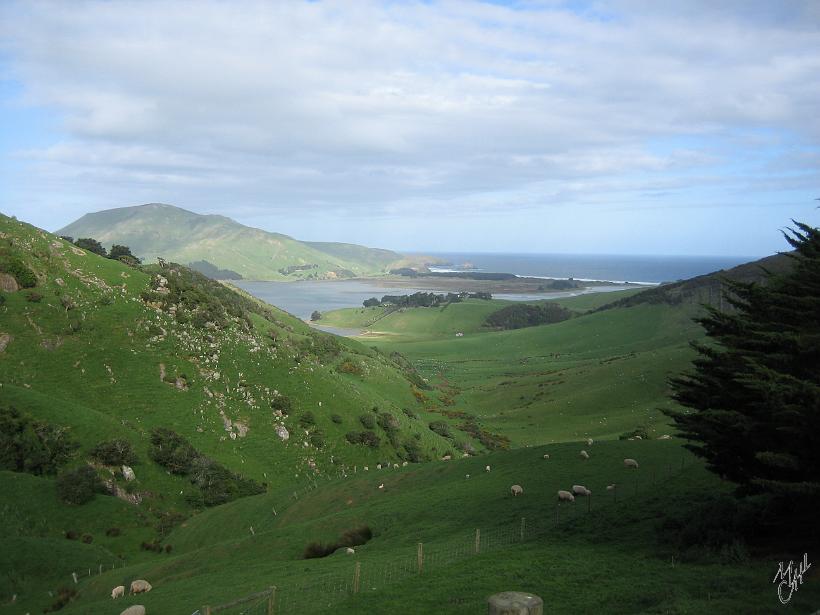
[108,244,141,263]
[666,222,820,501]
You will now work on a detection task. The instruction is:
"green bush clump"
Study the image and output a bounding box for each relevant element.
[338,360,362,375]
[359,414,376,430]
[298,411,316,428]
[0,258,37,288]
[270,395,292,416]
[377,412,399,432]
[402,408,418,419]
[149,428,198,474]
[484,302,572,330]
[303,525,373,559]
[90,439,137,466]
[43,586,77,612]
[56,465,103,505]
[428,420,452,438]
[345,431,380,448]
[0,406,78,475]
[25,291,43,302]
[309,433,325,449]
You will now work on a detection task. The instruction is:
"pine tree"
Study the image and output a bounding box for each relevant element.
[666,222,820,500]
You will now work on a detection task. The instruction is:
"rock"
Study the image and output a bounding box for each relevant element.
[122,465,136,482]
[275,424,289,441]
[0,273,19,292]
[487,592,543,615]
[0,333,12,352]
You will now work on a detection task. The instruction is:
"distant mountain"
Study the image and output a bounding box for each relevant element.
[57,203,404,280]
[597,252,792,311]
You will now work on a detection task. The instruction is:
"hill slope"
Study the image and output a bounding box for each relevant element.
[57,203,404,280]
[0,213,459,611]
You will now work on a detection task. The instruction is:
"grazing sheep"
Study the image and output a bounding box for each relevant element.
[465,474,470,479]
[606,484,616,491]
[557,490,575,502]
[441,455,451,461]
[345,547,355,555]
[658,434,671,440]
[586,438,593,446]
[624,458,639,469]
[485,465,491,472]
[363,466,369,471]
[129,580,152,594]
[393,463,399,469]
[634,435,642,440]
[571,484,591,497]
[376,464,382,470]
[378,483,384,490]
[111,585,125,599]
[510,484,524,497]
[543,454,550,460]
[402,461,408,467]
[120,606,145,615]
[579,450,589,460]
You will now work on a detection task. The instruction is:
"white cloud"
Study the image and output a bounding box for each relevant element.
[1,0,819,252]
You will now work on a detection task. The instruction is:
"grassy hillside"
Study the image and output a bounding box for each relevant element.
[0,213,460,611]
[57,203,404,280]
[21,438,818,614]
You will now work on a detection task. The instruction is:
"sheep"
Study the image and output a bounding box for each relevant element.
[579,450,589,460]
[111,585,125,599]
[557,490,575,502]
[363,466,369,471]
[606,484,616,491]
[542,454,550,460]
[376,463,382,470]
[510,484,524,497]
[586,438,593,446]
[571,484,591,497]
[129,580,152,594]
[441,455,451,461]
[624,458,639,469]
[378,483,384,490]
[485,465,491,472]
[393,463,399,469]
[402,461,408,467]
[120,607,145,615]
[658,434,671,440]
[345,547,355,555]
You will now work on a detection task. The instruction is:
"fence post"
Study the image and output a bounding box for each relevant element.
[267,586,276,615]
[475,529,480,554]
[417,542,424,574]
[72,572,77,584]
[520,517,526,541]
[202,607,211,615]
[353,561,361,594]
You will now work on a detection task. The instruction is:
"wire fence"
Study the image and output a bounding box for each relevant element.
[197,456,696,615]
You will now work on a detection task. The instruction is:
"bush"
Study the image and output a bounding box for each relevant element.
[377,412,399,432]
[0,258,37,288]
[44,586,77,612]
[619,426,650,440]
[428,421,452,438]
[303,525,373,559]
[298,412,316,428]
[484,303,572,330]
[56,465,103,505]
[165,544,173,553]
[74,238,107,256]
[303,541,335,559]
[402,408,418,419]
[81,534,93,544]
[345,431,362,445]
[359,431,381,448]
[331,414,343,424]
[105,527,121,537]
[149,428,198,474]
[270,396,292,416]
[25,291,43,302]
[359,414,376,430]
[310,433,325,449]
[0,406,78,475]
[338,360,362,375]
[90,439,137,466]
[65,530,78,540]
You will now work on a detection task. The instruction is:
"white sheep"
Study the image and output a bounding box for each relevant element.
[658,434,671,440]
[510,484,524,497]
[542,454,550,460]
[579,450,589,460]
[376,463,382,470]
[586,438,593,446]
[571,484,591,497]
[363,466,369,471]
[485,465,491,472]
[606,484,616,491]
[393,463,399,469]
[557,490,575,502]
[624,458,639,469]
[402,461,408,467]
[111,585,125,599]
[634,435,642,440]
[378,483,384,490]
[345,547,355,555]
[120,606,146,615]
[441,455,451,461]
[129,580,152,594]
[465,474,470,479]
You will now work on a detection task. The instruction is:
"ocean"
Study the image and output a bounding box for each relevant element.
[419,252,755,285]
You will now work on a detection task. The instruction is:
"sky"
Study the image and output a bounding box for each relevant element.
[0,0,818,256]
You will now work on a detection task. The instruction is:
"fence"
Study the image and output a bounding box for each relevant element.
[196,455,695,614]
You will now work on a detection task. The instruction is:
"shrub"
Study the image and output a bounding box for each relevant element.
[43,586,77,612]
[303,541,335,559]
[90,439,137,466]
[428,421,452,438]
[331,414,343,424]
[81,534,93,544]
[303,525,373,559]
[345,431,362,445]
[65,530,78,540]
[270,396,292,416]
[165,544,173,553]
[0,406,78,475]
[105,527,121,537]
[74,238,107,256]
[0,258,37,288]
[298,411,316,428]
[56,465,102,505]
[402,408,418,419]
[338,360,362,375]
[310,433,325,449]
[484,302,572,330]
[359,414,376,430]
[149,428,198,474]
[619,426,650,440]
[377,412,399,432]
[359,431,381,448]
[25,291,43,302]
